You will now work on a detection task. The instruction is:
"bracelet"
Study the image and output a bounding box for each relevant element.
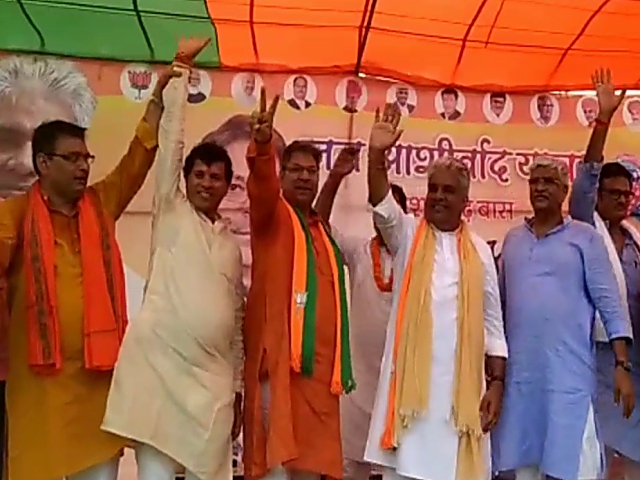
[487,376,505,385]
[594,117,610,127]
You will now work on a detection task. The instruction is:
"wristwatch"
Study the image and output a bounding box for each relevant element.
[615,359,633,372]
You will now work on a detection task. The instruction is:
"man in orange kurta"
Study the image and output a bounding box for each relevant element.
[243,89,355,480]
[0,52,189,480]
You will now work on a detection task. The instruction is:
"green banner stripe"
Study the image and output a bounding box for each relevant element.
[0,0,221,66]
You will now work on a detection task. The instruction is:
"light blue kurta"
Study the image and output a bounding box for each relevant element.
[492,218,631,480]
[569,160,640,463]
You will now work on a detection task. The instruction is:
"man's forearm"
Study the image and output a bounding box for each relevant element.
[485,355,506,381]
[315,173,344,224]
[142,96,164,139]
[583,115,612,165]
[611,338,630,363]
[368,148,390,206]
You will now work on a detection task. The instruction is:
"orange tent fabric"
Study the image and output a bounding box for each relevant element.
[207,0,640,92]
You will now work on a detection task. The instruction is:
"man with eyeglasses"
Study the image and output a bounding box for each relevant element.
[569,68,640,480]
[0,41,196,480]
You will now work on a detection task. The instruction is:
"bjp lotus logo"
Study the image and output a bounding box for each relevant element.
[120,64,157,103]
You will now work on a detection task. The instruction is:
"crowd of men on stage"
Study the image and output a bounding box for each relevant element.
[1,38,640,480]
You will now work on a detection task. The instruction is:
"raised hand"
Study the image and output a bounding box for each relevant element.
[175,37,211,66]
[329,146,360,179]
[369,103,403,152]
[250,87,280,144]
[591,67,626,121]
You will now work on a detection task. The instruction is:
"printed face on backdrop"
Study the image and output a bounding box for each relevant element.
[0,56,96,199]
[531,94,559,127]
[435,88,465,121]
[231,73,263,108]
[623,98,640,129]
[335,77,367,113]
[578,96,599,127]
[284,75,317,111]
[483,92,513,125]
[386,84,417,116]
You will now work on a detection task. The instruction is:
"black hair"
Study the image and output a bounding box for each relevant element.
[390,183,408,213]
[281,141,321,171]
[599,162,633,191]
[489,92,507,101]
[31,120,86,175]
[441,87,459,100]
[183,142,234,185]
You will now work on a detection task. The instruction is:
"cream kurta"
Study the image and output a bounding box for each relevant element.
[102,72,244,480]
[364,192,508,480]
[333,228,394,464]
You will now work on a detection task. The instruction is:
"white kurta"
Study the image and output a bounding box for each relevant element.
[333,228,394,463]
[102,72,245,480]
[364,192,508,480]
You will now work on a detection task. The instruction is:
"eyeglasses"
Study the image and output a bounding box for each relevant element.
[45,152,96,165]
[601,188,634,201]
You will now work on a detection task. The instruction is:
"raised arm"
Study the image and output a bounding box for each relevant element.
[152,66,188,211]
[93,38,210,220]
[368,104,407,255]
[569,68,626,224]
[247,88,281,235]
[314,147,359,224]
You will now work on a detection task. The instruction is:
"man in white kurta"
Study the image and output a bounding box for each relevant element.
[362,105,508,480]
[101,62,244,480]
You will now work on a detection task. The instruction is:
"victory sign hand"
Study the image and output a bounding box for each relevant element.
[591,67,626,121]
[369,103,404,152]
[250,87,280,144]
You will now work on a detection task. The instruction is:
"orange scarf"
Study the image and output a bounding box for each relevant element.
[23,182,128,374]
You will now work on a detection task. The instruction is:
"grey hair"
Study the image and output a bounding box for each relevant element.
[428,156,471,196]
[0,56,96,128]
[530,156,570,187]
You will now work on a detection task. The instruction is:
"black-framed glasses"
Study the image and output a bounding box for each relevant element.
[45,152,96,166]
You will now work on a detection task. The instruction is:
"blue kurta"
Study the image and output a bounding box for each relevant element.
[569,160,640,463]
[492,218,631,480]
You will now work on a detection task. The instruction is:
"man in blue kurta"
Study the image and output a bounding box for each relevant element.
[493,156,635,480]
[568,68,640,479]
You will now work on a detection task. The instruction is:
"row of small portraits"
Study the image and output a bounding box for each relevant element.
[120,65,640,128]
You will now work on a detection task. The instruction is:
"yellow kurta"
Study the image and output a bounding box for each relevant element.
[0,120,158,480]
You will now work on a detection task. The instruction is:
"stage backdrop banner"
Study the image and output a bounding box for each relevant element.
[3,53,640,474]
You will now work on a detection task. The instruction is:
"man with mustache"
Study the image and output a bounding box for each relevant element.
[243,87,355,480]
[568,68,640,480]
[364,104,507,480]
[493,156,634,480]
[102,38,244,480]
[0,43,185,480]
[314,149,409,480]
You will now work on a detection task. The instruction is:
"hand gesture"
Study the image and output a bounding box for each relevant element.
[174,37,211,66]
[479,381,504,433]
[369,103,403,152]
[250,87,280,144]
[330,146,360,179]
[591,68,626,121]
[614,366,635,419]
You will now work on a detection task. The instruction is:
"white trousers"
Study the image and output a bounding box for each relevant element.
[62,456,120,480]
[135,443,201,480]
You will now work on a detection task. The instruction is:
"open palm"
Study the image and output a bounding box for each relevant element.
[591,67,626,119]
[369,104,403,151]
